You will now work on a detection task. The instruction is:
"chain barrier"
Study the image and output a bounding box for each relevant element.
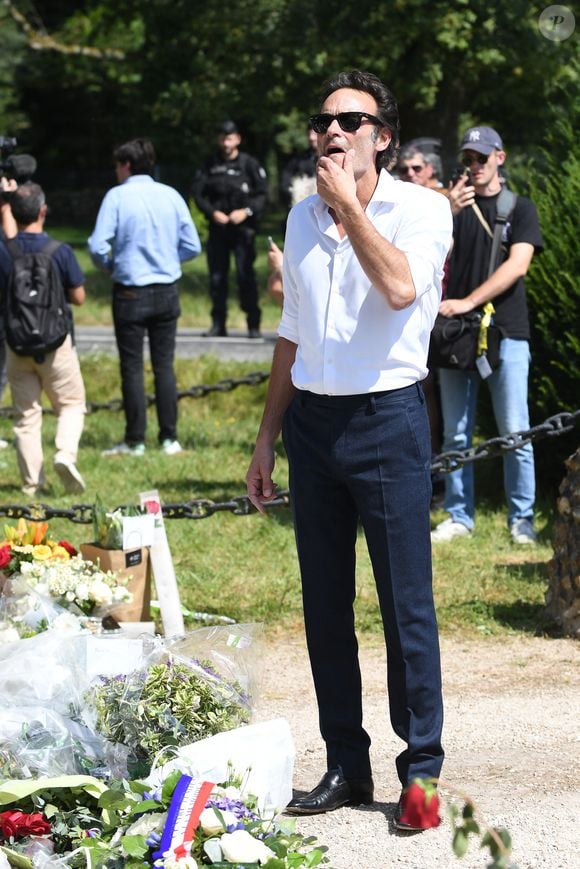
[0,410,577,524]
[0,371,271,418]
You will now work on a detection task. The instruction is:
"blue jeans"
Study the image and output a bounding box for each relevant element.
[283,384,444,787]
[112,283,180,446]
[438,338,535,529]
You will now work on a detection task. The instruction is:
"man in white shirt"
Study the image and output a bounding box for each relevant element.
[246,70,452,828]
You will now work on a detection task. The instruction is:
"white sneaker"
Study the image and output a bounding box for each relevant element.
[161,439,182,455]
[101,442,145,457]
[510,518,536,545]
[431,518,471,543]
[54,457,86,494]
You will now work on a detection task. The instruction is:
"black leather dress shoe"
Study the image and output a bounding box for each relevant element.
[247,327,262,339]
[202,324,228,337]
[286,768,374,815]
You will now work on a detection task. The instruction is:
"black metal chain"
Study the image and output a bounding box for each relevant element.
[0,410,576,524]
[0,371,270,418]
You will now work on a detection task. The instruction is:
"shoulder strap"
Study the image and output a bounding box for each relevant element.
[40,239,63,258]
[488,187,518,278]
[4,237,23,261]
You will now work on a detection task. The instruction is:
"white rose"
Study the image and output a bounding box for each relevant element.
[220,829,275,865]
[199,807,238,835]
[89,580,113,605]
[74,581,91,601]
[125,810,167,838]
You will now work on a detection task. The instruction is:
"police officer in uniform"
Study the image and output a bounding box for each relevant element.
[192,121,267,338]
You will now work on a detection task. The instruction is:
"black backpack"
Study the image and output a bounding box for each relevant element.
[3,237,70,361]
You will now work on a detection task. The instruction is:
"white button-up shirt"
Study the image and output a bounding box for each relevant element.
[279,170,452,394]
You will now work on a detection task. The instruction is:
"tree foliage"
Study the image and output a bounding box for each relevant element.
[2,0,577,176]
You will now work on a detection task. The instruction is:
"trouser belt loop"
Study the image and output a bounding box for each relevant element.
[416,382,424,404]
[367,395,377,415]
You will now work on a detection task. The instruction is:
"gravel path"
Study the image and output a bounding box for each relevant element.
[256,634,580,868]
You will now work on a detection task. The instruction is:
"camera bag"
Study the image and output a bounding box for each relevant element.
[429,186,517,373]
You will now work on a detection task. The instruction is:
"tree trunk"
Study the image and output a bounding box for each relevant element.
[545,448,580,637]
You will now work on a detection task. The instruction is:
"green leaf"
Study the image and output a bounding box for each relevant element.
[453,828,469,858]
[120,834,149,858]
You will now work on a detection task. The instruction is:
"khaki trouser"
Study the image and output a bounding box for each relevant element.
[6,335,86,488]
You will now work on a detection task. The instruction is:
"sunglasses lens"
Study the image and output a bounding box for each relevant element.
[462,153,488,166]
[309,115,326,133]
[309,113,367,133]
[337,113,362,132]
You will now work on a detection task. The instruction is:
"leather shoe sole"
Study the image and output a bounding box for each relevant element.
[286,768,374,815]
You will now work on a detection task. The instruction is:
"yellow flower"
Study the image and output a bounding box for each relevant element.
[49,545,71,560]
[31,545,53,561]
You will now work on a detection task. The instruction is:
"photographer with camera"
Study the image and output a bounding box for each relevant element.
[431,126,543,546]
[0,181,87,496]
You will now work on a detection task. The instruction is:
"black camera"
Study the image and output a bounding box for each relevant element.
[449,166,471,187]
[0,136,37,184]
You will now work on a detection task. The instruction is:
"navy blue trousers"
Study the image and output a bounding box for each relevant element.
[282,383,444,787]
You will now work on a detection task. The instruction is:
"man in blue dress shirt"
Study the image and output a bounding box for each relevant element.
[88,138,201,457]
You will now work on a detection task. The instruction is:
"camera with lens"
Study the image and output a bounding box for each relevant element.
[0,136,37,192]
[449,166,471,187]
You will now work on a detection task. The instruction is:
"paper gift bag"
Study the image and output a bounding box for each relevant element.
[80,543,151,622]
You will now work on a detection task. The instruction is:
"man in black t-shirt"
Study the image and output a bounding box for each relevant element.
[192,121,267,338]
[431,126,543,546]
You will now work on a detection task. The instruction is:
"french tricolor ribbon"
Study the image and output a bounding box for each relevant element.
[152,774,215,861]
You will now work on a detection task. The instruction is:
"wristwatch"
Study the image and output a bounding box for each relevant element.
[244,207,253,217]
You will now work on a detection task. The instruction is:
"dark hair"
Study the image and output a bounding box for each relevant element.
[112,138,156,176]
[320,70,400,169]
[10,182,45,225]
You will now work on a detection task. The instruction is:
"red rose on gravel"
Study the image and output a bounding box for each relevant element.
[399,782,441,829]
[20,812,51,836]
[58,540,77,556]
[0,545,12,569]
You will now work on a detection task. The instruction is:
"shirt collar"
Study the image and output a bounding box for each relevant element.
[124,174,155,185]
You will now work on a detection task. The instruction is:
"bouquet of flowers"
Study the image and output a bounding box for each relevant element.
[0,518,77,578]
[90,653,251,778]
[0,770,331,869]
[11,554,131,616]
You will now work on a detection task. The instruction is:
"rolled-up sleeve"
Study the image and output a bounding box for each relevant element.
[395,190,452,299]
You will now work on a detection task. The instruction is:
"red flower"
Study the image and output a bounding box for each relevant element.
[0,809,51,840]
[20,813,52,837]
[0,545,12,570]
[399,782,441,830]
[0,810,27,839]
[58,540,77,557]
[143,499,160,514]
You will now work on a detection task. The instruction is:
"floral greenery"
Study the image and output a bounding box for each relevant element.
[0,772,331,869]
[91,658,251,777]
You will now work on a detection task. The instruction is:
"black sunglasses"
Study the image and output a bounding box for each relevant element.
[461,153,489,167]
[309,111,383,134]
[399,164,425,175]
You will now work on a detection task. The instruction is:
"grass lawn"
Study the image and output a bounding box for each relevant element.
[0,352,558,641]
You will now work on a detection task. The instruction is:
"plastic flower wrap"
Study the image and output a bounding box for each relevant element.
[90,647,252,778]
